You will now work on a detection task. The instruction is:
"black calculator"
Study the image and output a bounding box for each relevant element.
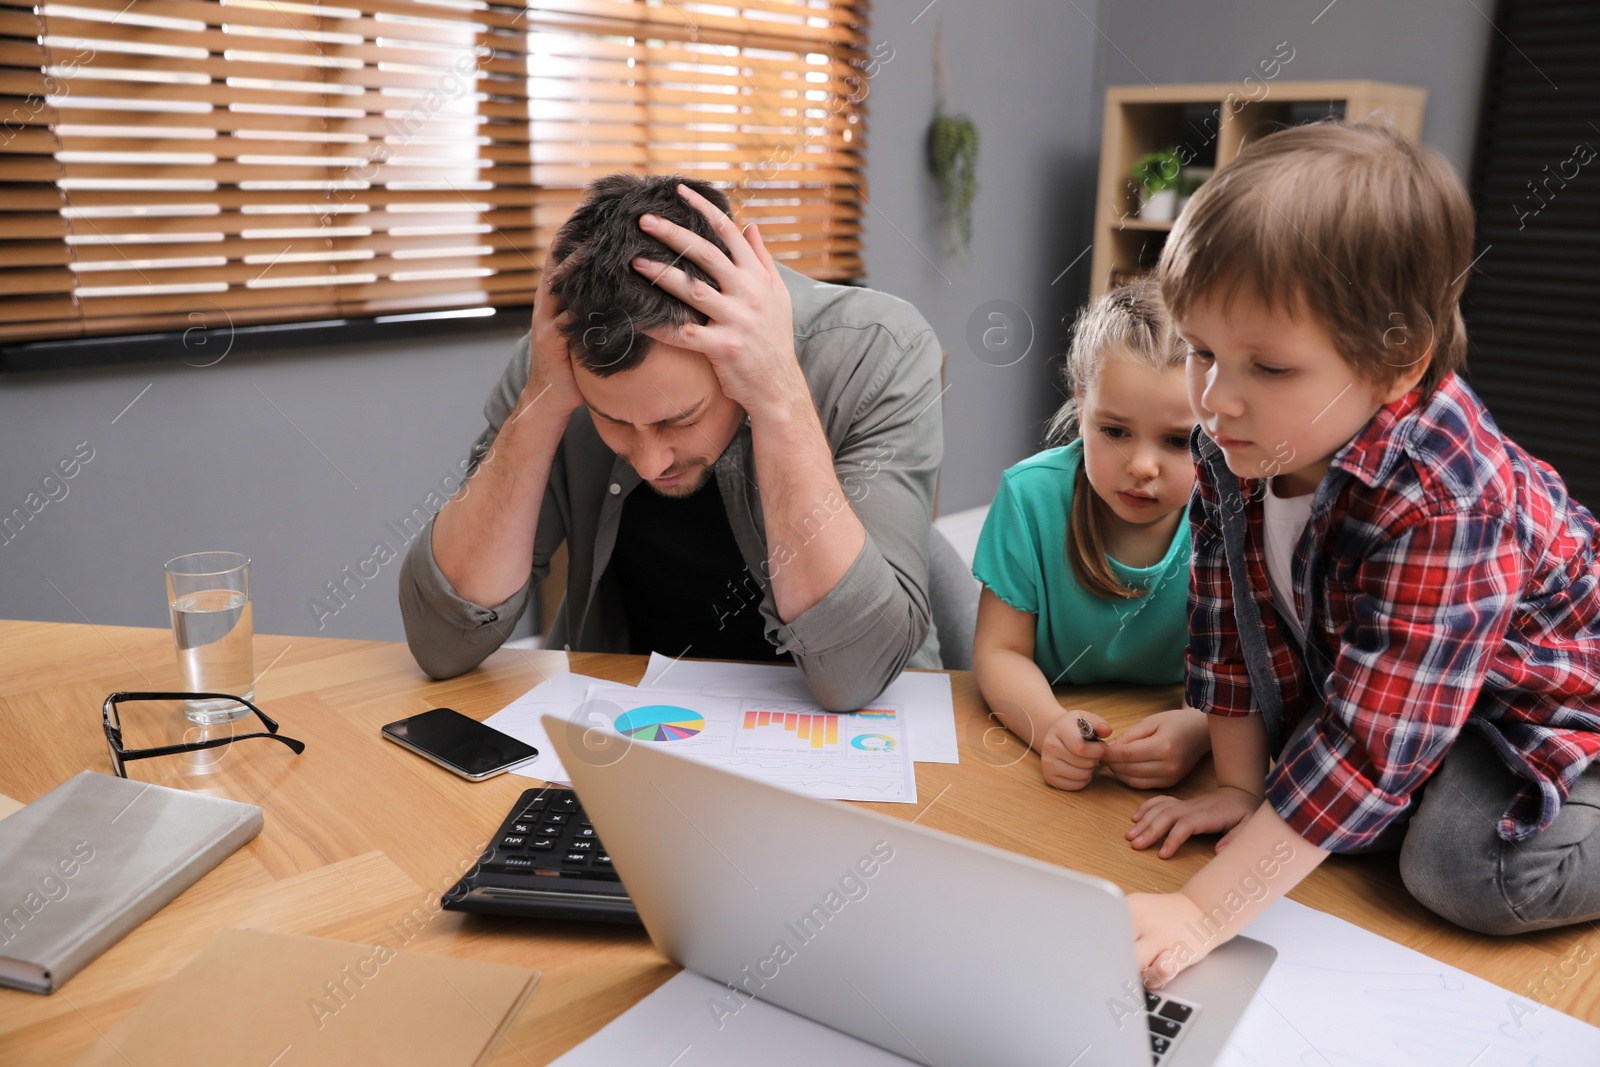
[441,786,640,923]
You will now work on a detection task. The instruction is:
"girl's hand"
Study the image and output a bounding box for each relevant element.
[1038,711,1111,791]
[1128,891,1212,988]
[1101,707,1211,789]
[1127,787,1261,858]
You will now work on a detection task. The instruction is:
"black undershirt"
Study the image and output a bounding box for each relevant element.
[611,474,790,663]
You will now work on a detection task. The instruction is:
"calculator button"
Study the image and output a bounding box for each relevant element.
[1158,1001,1193,1024]
[1150,1034,1170,1056]
[502,835,525,847]
[512,822,531,834]
[1147,1016,1181,1039]
[563,852,589,864]
[575,827,596,839]
[536,826,563,837]
[553,795,579,811]
[595,854,613,866]
[569,840,594,851]
[529,838,555,851]
[523,798,548,812]
[542,813,569,825]
[1144,992,1161,1012]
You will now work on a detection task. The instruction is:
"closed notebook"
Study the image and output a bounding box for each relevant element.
[74,927,541,1067]
[0,770,262,993]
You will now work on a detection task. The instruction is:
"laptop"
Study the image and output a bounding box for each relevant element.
[543,714,1274,1066]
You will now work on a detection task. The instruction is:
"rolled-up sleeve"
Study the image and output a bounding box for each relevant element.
[398,333,568,679]
[767,323,943,711]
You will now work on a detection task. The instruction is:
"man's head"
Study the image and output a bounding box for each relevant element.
[1158,121,1475,494]
[548,173,745,497]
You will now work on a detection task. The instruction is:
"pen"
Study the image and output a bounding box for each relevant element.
[1076,716,1103,745]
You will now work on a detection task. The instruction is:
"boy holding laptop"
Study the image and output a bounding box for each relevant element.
[1125,121,1600,983]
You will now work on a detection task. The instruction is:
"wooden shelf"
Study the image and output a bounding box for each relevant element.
[1088,80,1426,298]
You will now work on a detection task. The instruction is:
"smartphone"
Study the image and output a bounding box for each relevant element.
[381,707,538,781]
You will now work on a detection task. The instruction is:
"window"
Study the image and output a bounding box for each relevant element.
[0,0,869,344]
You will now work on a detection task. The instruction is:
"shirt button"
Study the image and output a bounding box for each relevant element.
[609,483,621,495]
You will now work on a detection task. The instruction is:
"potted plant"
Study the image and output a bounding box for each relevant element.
[1130,148,1182,222]
[1175,166,1213,213]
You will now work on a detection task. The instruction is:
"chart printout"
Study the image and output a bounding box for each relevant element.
[582,684,917,804]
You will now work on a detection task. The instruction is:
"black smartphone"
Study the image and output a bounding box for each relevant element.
[381,708,538,781]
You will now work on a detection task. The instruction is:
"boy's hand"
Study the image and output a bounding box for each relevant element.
[1101,707,1211,789]
[1038,711,1111,791]
[1128,891,1212,988]
[1127,786,1261,858]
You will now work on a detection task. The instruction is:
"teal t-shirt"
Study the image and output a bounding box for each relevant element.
[972,439,1189,685]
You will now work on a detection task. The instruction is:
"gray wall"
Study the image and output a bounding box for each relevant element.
[0,0,1497,641]
[861,0,1105,514]
[1093,0,1494,177]
[0,325,531,644]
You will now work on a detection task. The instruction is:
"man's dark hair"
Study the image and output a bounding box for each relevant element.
[548,173,733,377]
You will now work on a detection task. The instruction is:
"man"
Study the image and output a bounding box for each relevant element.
[399,174,946,710]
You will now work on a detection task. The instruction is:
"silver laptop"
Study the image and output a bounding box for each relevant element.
[544,714,1274,1066]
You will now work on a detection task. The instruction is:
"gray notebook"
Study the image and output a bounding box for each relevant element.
[0,770,262,993]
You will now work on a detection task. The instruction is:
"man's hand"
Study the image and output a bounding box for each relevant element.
[631,184,807,421]
[522,253,583,420]
[1101,707,1211,789]
[1127,787,1261,858]
[1038,710,1111,791]
[1128,892,1212,989]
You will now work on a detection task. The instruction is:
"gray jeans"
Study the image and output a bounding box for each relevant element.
[1281,710,1600,935]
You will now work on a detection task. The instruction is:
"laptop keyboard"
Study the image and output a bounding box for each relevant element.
[1145,989,1199,1064]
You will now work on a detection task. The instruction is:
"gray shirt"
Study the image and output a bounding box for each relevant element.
[398,265,945,711]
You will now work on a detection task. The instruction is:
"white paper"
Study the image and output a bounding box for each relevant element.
[640,652,959,765]
[482,671,616,784]
[584,682,918,804]
[548,970,918,1067]
[551,899,1600,1067]
[1215,898,1600,1065]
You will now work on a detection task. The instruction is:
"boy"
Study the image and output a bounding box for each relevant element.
[1124,121,1600,985]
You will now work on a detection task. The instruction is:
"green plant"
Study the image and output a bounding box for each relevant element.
[1130,149,1182,195]
[927,104,979,255]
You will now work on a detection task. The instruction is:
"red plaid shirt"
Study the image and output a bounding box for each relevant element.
[1187,373,1600,850]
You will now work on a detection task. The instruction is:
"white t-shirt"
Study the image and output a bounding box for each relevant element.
[1263,478,1315,647]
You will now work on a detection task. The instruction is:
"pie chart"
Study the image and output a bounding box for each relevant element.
[615,704,705,742]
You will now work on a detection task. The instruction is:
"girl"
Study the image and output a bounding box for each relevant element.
[972,280,1209,791]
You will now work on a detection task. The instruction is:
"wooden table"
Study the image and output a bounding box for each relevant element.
[0,620,1594,1063]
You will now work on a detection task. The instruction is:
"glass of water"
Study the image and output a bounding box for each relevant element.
[165,551,254,724]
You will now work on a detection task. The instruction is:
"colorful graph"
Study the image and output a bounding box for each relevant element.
[851,734,896,752]
[615,705,705,742]
[742,709,840,749]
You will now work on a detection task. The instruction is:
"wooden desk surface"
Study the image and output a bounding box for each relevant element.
[0,620,1594,1063]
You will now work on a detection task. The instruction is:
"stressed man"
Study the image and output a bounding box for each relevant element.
[399,174,947,710]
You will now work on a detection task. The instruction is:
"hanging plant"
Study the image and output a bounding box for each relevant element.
[925,23,978,257]
[928,104,978,256]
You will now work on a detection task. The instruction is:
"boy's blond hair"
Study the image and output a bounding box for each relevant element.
[1158,121,1474,398]
[1047,279,1187,601]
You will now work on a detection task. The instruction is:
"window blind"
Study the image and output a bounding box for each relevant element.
[1462,0,1598,510]
[0,0,869,344]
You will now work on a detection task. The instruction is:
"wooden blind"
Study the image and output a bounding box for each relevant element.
[0,0,869,344]
[1462,0,1598,510]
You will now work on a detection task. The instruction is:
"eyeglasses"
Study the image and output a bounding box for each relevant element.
[102,691,306,778]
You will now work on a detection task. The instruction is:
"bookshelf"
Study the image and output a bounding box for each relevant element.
[1089,81,1426,298]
